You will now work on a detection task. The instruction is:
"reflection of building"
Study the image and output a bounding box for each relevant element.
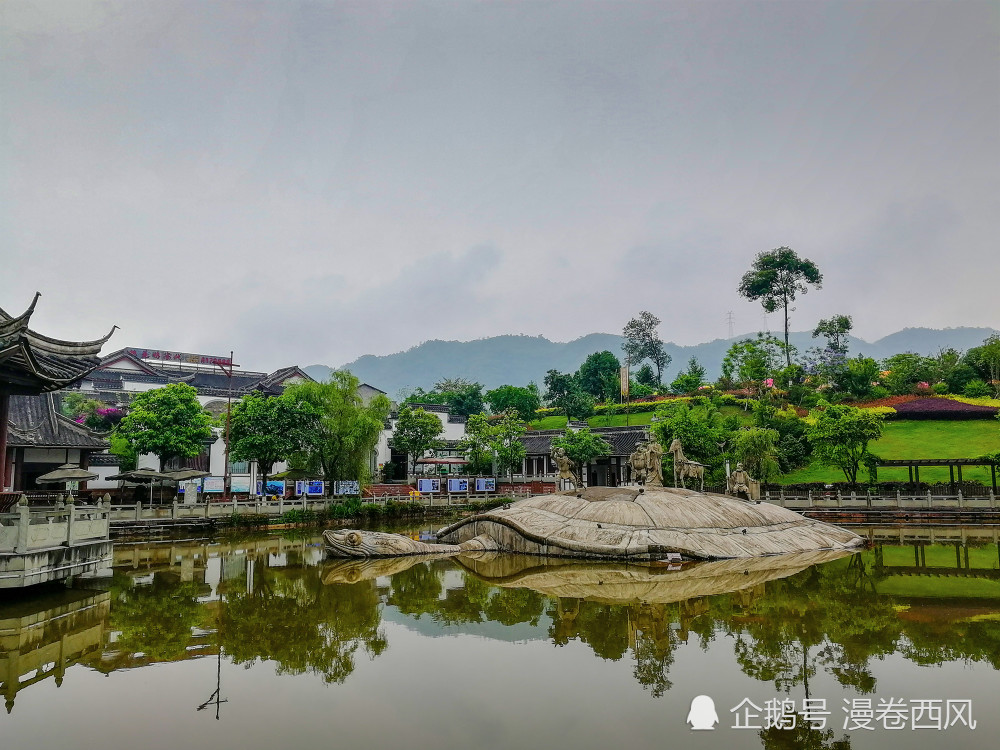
[0,589,110,713]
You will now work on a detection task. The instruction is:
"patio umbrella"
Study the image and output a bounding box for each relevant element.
[163,469,211,482]
[106,467,172,502]
[36,464,98,490]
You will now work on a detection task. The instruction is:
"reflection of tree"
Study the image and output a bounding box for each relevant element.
[110,573,204,661]
[729,555,899,695]
[386,562,443,617]
[759,717,852,750]
[217,555,385,684]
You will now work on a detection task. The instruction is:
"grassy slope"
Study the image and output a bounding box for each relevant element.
[780,419,1000,484]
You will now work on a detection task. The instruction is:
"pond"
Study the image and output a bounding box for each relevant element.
[2,526,999,749]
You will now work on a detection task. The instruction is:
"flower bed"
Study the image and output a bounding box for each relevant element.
[889,397,998,420]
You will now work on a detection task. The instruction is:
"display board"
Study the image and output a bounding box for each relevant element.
[257,479,285,496]
[203,477,225,493]
[230,476,251,493]
[306,480,325,496]
[416,478,440,493]
[294,480,307,496]
[335,480,360,496]
[447,478,469,493]
[177,479,201,494]
[475,477,496,492]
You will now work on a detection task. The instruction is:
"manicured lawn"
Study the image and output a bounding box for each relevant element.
[529,411,658,430]
[778,419,1000,485]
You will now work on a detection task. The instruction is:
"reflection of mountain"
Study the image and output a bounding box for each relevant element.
[0,588,110,713]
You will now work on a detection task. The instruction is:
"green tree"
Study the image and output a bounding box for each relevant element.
[491,410,527,481]
[622,311,671,385]
[551,427,612,486]
[543,369,594,420]
[114,383,213,471]
[669,357,706,394]
[720,334,783,398]
[577,350,622,401]
[484,383,541,421]
[457,413,496,475]
[881,352,934,395]
[812,314,853,355]
[435,378,484,417]
[651,402,730,473]
[833,355,881,399]
[391,404,444,478]
[965,335,1000,397]
[285,371,392,485]
[635,363,658,388]
[738,247,823,368]
[228,391,321,491]
[733,427,781,484]
[806,406,885,485]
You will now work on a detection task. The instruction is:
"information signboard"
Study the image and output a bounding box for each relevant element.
[263,479,285,496]
[335,480,360,496]
[416,478,440,493]
[447,478,469,493]
[294,480,307,496]
[306,480,325,496]
[231,476,251,493]
[475,478,496,492]
[177,479,202,494]
[203,477,225,493]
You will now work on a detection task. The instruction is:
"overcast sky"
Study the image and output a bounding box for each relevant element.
[2,0,997,371]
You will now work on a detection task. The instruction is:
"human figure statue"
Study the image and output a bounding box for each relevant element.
[728,463,751,497]
[644,439,665,487]
[727,462,760,501]
[552,445,580,490]
[629,444,649,485]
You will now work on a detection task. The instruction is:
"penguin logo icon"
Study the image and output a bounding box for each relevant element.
[686,695,719,730]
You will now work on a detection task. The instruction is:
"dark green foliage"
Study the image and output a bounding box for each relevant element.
[543,369,595,420]
[635,363,658,388]
[550,427,612,474]
[484,383,541,421]
[669,357,706,394]
[229,391,321,490]
[576,350,621,401]
[881,352,934,395]
[812,314,853,354]
[390,404,445,475]
[114,383,213,471]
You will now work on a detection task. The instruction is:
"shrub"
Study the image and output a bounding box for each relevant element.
[280,508,317,524]
[964,380,992,398]
[358,503,384,519]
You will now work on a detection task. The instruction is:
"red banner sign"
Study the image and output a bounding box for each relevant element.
[125,348,232,367]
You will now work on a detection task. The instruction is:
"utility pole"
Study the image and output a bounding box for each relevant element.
[223,350,234,500]
[725,311,736,340]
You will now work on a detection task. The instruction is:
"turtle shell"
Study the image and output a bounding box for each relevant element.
[436,486,863,560]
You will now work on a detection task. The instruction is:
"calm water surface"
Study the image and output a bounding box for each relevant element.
[2,526,999,750]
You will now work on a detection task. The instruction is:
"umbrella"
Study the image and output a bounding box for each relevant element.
[106,467,172,503]
[163,469,211,482]
[106,467,172,482]
[36,463,99,484]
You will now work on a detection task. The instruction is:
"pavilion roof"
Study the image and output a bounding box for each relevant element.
[0,293,117,395]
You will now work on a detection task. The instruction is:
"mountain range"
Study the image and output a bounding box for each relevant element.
[304,327,999,397]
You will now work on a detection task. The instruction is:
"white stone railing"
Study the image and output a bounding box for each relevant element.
[0,495,112,554]
[763,488,999,510]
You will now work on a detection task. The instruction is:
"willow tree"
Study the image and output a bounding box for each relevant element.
[738,247,823,368]
[284,371,391,486]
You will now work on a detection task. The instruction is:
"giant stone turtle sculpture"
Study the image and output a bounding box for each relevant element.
[324,486,863,561]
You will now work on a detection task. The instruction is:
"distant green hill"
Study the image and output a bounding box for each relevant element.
[304,326,998,396]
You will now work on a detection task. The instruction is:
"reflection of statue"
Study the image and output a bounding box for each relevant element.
[667,438,706,491]
[727,463,760,501]
[551,445,581,490]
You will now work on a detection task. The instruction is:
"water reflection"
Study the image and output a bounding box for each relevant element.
[1,532,999,748]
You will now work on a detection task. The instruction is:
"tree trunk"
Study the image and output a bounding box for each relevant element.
[783,296,791,369]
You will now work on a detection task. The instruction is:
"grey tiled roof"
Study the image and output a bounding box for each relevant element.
[6,393,110,449]
[520,425,649,457]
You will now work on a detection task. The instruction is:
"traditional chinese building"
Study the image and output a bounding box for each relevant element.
[518,425,650,487]
[1,294,116,492]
